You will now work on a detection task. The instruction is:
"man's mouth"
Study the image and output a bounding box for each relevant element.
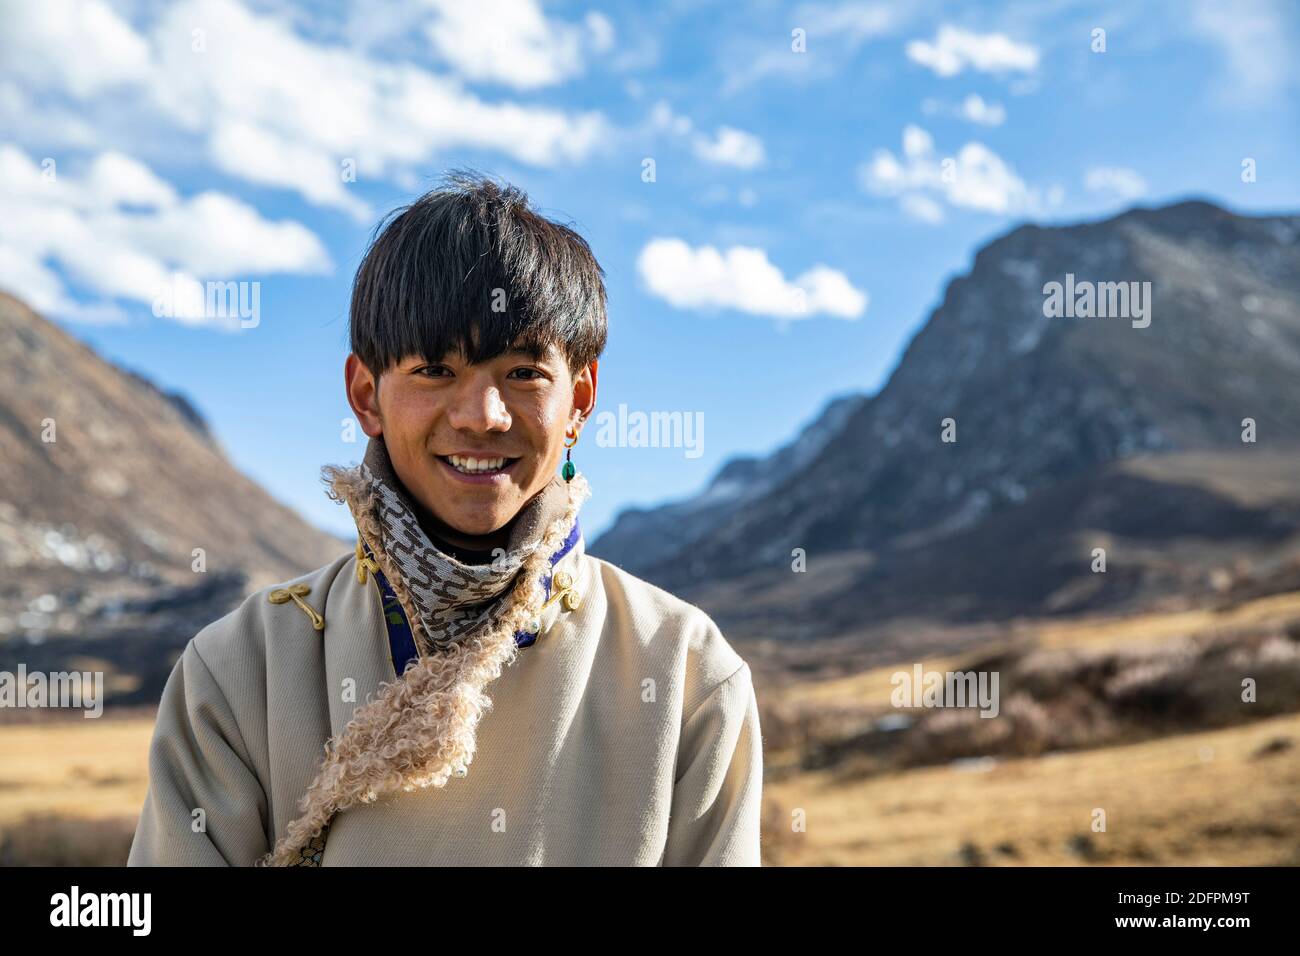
[437,454,520,477]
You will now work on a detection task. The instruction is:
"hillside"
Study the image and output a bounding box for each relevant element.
[592,200,1300,644]
[0,292,346,702]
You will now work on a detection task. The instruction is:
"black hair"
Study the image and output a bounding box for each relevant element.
[349,169,607,379]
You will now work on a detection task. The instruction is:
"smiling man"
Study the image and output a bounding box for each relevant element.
[127,172,763,867]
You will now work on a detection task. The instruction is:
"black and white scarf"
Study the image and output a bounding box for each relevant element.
[336,436,575,653]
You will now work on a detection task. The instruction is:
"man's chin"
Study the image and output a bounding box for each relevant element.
[434,489,519,535]
[449,503,510,532]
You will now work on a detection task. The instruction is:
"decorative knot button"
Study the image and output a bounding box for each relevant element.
[540,569,581,613]
[355,538,382,585]
[268,583,325,631]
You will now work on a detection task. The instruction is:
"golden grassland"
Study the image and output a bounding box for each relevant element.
[758,591,1300,866]
[1,709,1293,867]
[0,714,152,828]
[1,592,1297,865]
[762,711,1300,866]
[772,590,1300,713]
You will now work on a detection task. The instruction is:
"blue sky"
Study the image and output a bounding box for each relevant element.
[3,0,1299,541]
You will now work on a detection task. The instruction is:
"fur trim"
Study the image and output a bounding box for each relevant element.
[320,462,432,657]
[259,469,590,867]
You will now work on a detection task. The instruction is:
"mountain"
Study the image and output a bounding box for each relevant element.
[0,292,346,702]
[591,200,1300,644]
[588,392,868,569]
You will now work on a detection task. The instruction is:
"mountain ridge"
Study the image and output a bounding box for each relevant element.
[0,291,348,656]
[591,198,1300,642]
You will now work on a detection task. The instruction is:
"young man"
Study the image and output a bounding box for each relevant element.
[128,172,763,866]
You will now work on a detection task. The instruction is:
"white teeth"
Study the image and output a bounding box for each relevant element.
[447,455,507,473]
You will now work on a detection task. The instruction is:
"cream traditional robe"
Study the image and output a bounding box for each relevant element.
[127,535,763,865]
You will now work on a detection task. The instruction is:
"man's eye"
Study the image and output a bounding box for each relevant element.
[417,365,452,377]
[509,367,544,380]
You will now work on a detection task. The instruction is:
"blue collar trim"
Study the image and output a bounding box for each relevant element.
[364,518,582,676]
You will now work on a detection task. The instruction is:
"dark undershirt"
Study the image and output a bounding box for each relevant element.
[407,497,504,565]
[424,530,498,566]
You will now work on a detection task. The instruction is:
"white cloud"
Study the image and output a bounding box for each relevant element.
[3,0,611,218]
[81,151,179,209]
[906,25,1038,77]
[1189,0,1295,103]
[922,93,1006,126]
[0,243,126,324]
[960,93,1006,126]
[651,102,766,170]
[636,238,867,321]
[900,194,944,224]
[720,47,817,96]
[585,12,617,54]
[860,124,1037,221]
[0,0,150,97]
[801,1,898,44]
[903,125,932,158]
[692,126,766,169]
[421,0,613,90]
[721,1,904,94]
[650,100,695,137]
[1084,166,1148,201]
[0,145,330,325]
[207,119,371,222]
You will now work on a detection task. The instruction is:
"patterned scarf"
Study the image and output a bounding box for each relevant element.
[260,435,590,866]
[338,435,573,654]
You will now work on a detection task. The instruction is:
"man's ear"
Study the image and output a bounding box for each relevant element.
[573,359,598,428]
[345,354,384,437]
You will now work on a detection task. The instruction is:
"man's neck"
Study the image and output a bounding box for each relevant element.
[411,501,513,556]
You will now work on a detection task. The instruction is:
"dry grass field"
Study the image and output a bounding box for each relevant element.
[762,711,1300,866]
[0,715,151,823]
[1,592,1297,866]
[758,592,1300,866]
[0,712,151,865]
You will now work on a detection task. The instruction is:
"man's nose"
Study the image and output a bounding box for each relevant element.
[447,380,511,432]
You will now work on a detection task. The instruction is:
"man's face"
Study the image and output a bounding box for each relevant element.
[346,344,596,539]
